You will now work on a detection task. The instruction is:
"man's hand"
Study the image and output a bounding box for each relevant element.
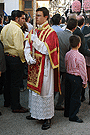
[26,54,36,65]
[27,57,36,65]
[31,33,37,42]
[82,83,87,88]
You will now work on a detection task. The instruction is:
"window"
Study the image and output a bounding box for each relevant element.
[25,1,32,9]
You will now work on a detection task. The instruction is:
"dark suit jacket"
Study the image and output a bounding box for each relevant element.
[0,41,6,73]
[73,27,90,57]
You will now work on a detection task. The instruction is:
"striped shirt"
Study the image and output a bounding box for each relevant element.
[65,49,88,84]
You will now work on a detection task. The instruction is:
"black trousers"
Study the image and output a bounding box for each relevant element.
[64,73,82,120]
[4,55,25,110]
[0,72,6,92]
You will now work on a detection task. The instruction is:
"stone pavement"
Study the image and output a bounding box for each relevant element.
[0,79,90,135]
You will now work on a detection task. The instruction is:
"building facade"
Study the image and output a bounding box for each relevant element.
[0,0,49,18]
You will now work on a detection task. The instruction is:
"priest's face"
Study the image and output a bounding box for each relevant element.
[36,11,47,25]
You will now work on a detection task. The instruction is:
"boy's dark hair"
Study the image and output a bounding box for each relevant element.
[87,38,90,49]
[11,10,25,21]
[36,7,49,20]
[52,14,61,25]
[69,35,81,48]
[67,18,78,30]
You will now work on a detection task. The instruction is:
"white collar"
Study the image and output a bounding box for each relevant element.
[37,21,48,28]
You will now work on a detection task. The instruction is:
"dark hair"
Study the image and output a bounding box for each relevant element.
[4,16,8,21]
[25,15,30,22]
[0,17,2,24]
[21,22,28,33]
[11,10,25,21]
[87,38,90,49]
[85,17,90,25]
[61,16,65,23]
[36,7,49,20]
[52,14,61,25]
[77,16,85,26]
[69,35,81,48]
[67,18,78,30]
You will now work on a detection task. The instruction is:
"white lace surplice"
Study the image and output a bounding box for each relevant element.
[25,40,54,120]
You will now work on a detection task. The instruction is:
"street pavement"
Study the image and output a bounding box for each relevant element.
[0,79,90,135]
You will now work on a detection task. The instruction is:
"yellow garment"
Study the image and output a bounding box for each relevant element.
[1,21,25,63]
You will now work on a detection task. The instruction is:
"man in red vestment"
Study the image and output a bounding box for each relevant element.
[24,7,60,130]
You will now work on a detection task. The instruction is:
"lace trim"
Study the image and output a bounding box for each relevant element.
[28,91,54,120]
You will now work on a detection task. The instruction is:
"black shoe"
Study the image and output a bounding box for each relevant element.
[0,112,2,116]
[81,96,86,102]
[42,119,51,130]
[26,115,35,120]
[69,118,83,123]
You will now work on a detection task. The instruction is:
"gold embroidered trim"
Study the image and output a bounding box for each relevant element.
[42,29,51,42]
[44,42,59,69]
[27,53,42,87]
[50,48,57,54]
[27,86,40,95]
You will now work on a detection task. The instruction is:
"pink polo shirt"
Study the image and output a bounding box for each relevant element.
[65,49,88,84]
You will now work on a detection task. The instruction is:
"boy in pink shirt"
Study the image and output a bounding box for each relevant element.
[64,35,88,123]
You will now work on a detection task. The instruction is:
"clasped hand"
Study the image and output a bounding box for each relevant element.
[31,33,38,42]
[27,54,36,65]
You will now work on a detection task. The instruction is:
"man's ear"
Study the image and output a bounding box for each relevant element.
[15,17,19,22]
[45,16,48,20]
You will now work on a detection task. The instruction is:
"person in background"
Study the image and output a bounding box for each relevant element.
[56,18,78,111]
[1,10,29,113]
[82,17,90,50]
[0,17,3,32]
[73,15,90,102]
[65,35,87,123]
[85,38,90,105]
[60,16,66,28]
[25,15,33,32]
[51,13,64,110]
[3,16,9,25]
[0,18,6,115]
[51,13,63,32]
[20,22,29,92]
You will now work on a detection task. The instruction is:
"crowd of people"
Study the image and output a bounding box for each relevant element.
[0,7,90,130]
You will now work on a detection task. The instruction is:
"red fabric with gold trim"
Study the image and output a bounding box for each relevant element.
[26,22,61,95]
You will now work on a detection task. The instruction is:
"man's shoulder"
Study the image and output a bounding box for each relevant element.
[57,29,71,37]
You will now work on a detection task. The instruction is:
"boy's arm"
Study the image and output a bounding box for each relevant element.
[79,56,88,86]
